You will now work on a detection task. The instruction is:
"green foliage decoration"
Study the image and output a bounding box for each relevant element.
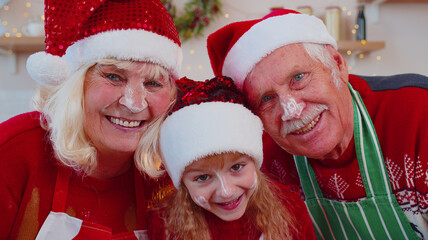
[161,0,222,42]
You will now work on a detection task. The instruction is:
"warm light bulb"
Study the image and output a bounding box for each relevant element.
[26,2,31,7]
[347,11,352,16]
[198,65,203,70]
[355,24,359,29]
[41,15,45,20]
[186,66,191,70]
[12,28,17,33]
[342,7,347,11]
[351,29,356,34]
[2,21,7,26]
[24,12,29,17]
[189,49,195,55]
[5,32,10,37]
[376,56,381,61]
[361,40,367,45]
[347,50,352,55]
[16,33,22,38]
[359,53,364,59]
[224,13,230,18]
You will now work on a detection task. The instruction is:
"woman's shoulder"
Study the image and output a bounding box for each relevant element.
[0,111,52,171]
[0,111,44,146]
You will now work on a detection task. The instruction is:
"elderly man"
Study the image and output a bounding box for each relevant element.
[207,9,428,239]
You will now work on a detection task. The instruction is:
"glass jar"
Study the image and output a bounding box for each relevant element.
[325,6,341,41]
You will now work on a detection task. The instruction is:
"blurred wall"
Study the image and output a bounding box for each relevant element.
[1,0,427,122]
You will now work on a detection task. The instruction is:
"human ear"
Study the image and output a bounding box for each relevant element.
[327,45,349,84]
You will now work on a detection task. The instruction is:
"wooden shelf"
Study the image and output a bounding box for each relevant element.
[337,40,385,54]
[0,37,385,57]
[0,36,45,53]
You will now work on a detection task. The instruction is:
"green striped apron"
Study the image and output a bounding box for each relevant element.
[294,83,418,240]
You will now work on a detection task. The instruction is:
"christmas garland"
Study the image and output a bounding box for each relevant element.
[161,0,222,42]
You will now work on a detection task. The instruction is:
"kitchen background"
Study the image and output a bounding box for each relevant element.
[0,0,427,122]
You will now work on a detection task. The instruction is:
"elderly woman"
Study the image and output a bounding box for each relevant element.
[0,0,181,239]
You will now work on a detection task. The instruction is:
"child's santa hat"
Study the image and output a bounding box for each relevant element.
[160,76,263,188]
[207,9,337,90]
[27,0,182,86]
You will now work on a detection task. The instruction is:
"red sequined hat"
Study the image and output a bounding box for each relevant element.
[160,76,263,188]
[207,9,337,90]
[27,0,182,86]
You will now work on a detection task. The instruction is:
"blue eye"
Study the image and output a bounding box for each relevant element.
[105,73,121,82]
[195,174,210,182]
[144,81,162,87]
[262,95,273,102]
[294,73,304,81]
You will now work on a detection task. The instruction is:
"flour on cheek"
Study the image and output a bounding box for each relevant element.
[192,195,211,210]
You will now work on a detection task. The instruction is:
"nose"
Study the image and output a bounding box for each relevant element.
[280,94,305,121]
[119,83,148,113]
[215,173,235,199]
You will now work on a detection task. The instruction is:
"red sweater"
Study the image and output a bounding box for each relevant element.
[261,74,428,237]
[147,183,316,240]
[0,112,166,239]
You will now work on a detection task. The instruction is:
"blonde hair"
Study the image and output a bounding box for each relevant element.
[33,59,176,175]
[155,153,296,240]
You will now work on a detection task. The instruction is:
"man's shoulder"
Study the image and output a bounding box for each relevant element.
[351,73,428,91]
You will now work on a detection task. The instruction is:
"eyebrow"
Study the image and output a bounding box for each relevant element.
[97,64,126,74]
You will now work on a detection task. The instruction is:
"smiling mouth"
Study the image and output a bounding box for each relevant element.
[216,195,243,210]
[107,116,143,128]
[292,114,321,135]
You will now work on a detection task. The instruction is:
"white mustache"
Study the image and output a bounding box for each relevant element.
[280,104,328,137]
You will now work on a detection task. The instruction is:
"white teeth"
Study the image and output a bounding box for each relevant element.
[108,117,141,128]
[294,115,320,134]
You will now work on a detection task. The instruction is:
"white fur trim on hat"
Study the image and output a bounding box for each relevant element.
[160,102,264,188]
[64,29,183,78]
[26,52,70,87]
[222,13,337,90]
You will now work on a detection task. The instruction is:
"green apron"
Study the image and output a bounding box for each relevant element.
[294,83,418,239]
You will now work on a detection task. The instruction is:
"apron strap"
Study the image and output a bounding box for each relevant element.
[52,167,71,212]
[350,84,393,197]
[294,155,321,199]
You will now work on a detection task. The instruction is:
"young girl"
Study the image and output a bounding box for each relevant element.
[147,76,315,240]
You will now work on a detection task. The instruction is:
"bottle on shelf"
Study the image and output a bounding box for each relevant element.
[356,5,366,41]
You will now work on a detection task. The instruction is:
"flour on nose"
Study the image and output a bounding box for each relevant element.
[216,172,234,198]
[119,85,148,113]
[281,97,304,121]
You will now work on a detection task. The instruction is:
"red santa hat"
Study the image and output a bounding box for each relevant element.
[207,9,337,90]
[27,0,182,86]
[160,76,263,188]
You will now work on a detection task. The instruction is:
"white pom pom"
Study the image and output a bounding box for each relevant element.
[26,52,70,87]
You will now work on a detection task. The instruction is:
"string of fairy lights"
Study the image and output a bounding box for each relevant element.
[1,0,44,38]
[0,1,382,75]
[180,3,383,76]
